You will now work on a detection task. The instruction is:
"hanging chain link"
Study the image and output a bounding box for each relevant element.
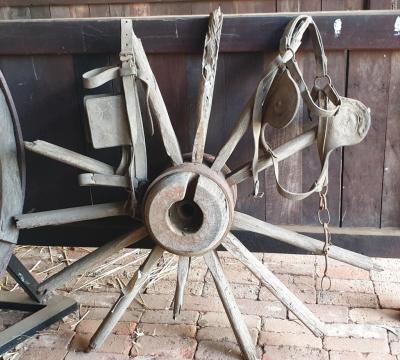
[318,185,332,291]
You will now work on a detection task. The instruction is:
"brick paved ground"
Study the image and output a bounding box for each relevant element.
[1,247,400,359]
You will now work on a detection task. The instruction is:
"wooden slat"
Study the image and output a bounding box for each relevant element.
[0,13,400,55]
[30,5,51,18]
[341,51,391,227]
[69,4,89,17]
[49,5,70,17]
[88,3,109,16]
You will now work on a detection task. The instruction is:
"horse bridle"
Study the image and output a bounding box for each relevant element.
[251,15,370,200]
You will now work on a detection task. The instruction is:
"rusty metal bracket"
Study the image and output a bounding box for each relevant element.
[0,255,77,354]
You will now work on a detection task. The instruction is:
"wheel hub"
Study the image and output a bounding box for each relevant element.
[144,163,236,256]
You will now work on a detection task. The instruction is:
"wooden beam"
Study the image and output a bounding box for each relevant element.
[0,0,220,5]
[0,12,399,55]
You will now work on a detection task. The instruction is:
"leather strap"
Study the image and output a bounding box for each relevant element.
[120,19,148,214]
[280,15,341,117]
[251,15,343,199]
[251,57,281,196]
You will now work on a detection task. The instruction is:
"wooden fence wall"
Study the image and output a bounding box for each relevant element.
[0,3,399,255]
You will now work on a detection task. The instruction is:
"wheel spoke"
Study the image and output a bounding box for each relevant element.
[0,241,13,280]
[173,256,190,319]
[15,202,129,229]
[130,29,183,165]
[226,127,317,186]
[222,233,326,337]
[24,140,115,175]
[203,250,258,360]
[89,245,164,351]
[211,95,253,172]
[37,227,148,296]
[232,211,381,271]
[192,8,223,164]
[78,173,131,188]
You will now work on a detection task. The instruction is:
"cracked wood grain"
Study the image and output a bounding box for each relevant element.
[192,7,223,164]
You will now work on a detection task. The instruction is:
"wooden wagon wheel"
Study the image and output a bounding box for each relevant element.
[1,10,381,360]
[0,70,25,280]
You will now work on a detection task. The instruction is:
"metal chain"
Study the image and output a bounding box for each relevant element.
[318,185,332,291]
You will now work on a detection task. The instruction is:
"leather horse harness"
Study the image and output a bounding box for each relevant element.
[251,15,370,200]
[249,15,371,287]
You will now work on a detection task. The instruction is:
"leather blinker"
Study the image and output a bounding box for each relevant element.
[262,68,300,129]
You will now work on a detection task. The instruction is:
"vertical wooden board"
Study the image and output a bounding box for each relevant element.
[369,0,395,9]
[149,2,192,15]
[191,1,214,14]
[381,51,400,227]
[322,0,364,10]
[109,4,150,17]
[50,6,71,18]
[30,6,51,19]
[70,5,90,18]
[0,6,30,19]
[233,0,276,13]
[0,55,91,211]
[89,4,110,17]
[342,51,390,227]
[371,0,400,226]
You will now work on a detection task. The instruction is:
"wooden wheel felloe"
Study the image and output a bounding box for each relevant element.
[0,10,382,360]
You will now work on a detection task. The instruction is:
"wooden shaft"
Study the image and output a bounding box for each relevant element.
[222,233,326,338]
[131,31,183,165]
[37,227,148,295]
[192,8,223,164]
[89,246,164,351]
[226,127,317,186]
[233,211,382,271]
[173,256,190,319]
[204,250,258,360]
[24,140,114,175]
[15,202,129,229]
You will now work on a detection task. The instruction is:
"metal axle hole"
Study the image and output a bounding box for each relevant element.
[169,200,203,233]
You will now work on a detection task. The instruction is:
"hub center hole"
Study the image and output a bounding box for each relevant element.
[169,200,203,233]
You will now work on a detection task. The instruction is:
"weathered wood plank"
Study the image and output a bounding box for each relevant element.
[341,51,390,227]
[192,8,223,163]
[0,54,91,211]
[381,50,400,227]
[0,13,400,55]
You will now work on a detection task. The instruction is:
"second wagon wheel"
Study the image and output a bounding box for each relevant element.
[12,11,381,360]
[0,70,25,279]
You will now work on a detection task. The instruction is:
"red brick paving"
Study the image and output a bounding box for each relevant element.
[1,249,400,359]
